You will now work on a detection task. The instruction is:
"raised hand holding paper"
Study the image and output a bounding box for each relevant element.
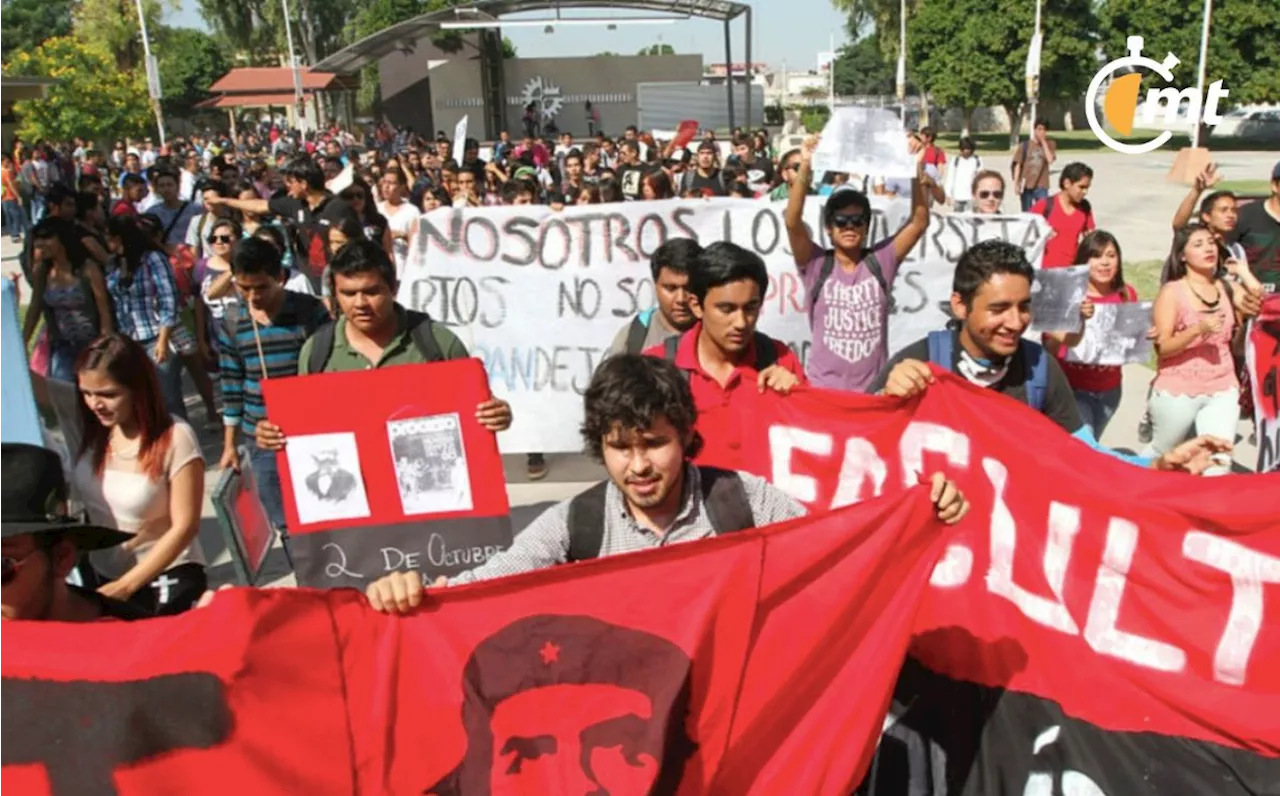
[1066,302,1154,365]
[811,106,916,180]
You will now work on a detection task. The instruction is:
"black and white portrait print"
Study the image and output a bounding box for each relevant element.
[1066,302,1155,366]
[1030,265,1090,334]
[388,413,473,516]
[284,432,372,525]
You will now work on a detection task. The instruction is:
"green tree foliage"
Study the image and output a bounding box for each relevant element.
[637,43,676,56]
[833,32,896,95]
[3,37,151,144]
[0,0,76,61]
[907,0,1096,128]
[156,27,231,118]
[1099,0,1280,105]
[72,0,172,71]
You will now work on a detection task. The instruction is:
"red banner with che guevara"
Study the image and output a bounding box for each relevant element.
[3,374,1279,795]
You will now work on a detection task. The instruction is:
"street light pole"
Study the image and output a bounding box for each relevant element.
[1028,0,1043,131]
[1192,0,1213,148]
[134,0,167,147]
[281,0,306,133]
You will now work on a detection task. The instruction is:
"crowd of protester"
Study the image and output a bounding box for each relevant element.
[3,116,1276,622]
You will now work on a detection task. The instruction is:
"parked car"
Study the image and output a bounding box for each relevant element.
[1212,106,1280,140]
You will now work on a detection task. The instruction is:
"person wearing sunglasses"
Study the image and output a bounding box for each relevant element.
[970,170,1007,215]
[784,133,931,393]
[198,218,242,331]
[1,443,147,622]
[768,148,804,202]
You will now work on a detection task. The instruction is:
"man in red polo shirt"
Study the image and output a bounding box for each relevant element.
[644,242,805,469]
[1031,161,1095,268]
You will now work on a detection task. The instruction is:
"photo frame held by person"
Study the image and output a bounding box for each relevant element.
[211,447,277,586]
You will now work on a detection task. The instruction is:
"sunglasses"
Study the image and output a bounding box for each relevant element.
[977,190,1004,200]
[1,552,37,586]
[830,213,868,229]
[208,234,235,244]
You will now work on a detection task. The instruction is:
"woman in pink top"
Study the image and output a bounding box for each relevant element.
[1148,224,1241,475]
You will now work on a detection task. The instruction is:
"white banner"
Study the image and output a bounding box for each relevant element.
[398,199,1049,452]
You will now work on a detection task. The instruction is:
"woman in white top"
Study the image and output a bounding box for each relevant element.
[199,217,241,322]
[945,137,984,211]
[72,333,207,615]
[378,169,419,279]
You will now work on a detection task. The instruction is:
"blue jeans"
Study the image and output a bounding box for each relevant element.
[1020,187,1048,211]
[140,337,188,421]
[48,340,82,382]
[2,199,27,239]
[1074,387,1122,440]
[29,193,46,225]
[249,443,288,533]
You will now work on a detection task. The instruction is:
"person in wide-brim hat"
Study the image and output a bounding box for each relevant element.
[1,443,147,622]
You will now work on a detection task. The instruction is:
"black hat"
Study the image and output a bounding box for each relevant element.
[0,444,131,550]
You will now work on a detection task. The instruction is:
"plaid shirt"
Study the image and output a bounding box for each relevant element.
[107,250,179,343]
[449,466,807,585]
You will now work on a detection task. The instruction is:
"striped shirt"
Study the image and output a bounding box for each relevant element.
[108,250,179,343]
[216,292,330,435]
[450,465,806,585]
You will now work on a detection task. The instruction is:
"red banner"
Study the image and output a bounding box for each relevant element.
[719,371,1280,755]
[2,486,946,795]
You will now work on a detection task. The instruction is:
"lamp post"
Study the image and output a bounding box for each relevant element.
[1191,0,1213,148]
[1027,0,1043,132]
[281,0,306,132]
[134,0,166,147]
[896,0,906,123]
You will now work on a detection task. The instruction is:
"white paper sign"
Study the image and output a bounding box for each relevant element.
[1030,266,1090,333]
[397,200,1049,452]
[812,107,916,181]
[1065,302,1154,366]
[453,115,468,166]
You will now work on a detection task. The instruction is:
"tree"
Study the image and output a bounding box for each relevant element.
[907,0,1096,136]
[0,0,76,61]
[72,0,173,71]
[1099,0,1280,106]
[799,84,828,100]
[156,27,232,119]
[502,36,518,59]
[3,37,152,144]
[637,43,676,56]
[833,32,896,95]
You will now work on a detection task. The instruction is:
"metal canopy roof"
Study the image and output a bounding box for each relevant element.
[313,0,749,74]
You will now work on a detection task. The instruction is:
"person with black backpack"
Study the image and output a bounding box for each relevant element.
[252,239,512,453]
[785,133,931,393]
[605,238,702,357]
[364,354,970,611]
[869,239,1232,474]
[1029,161,1096,268]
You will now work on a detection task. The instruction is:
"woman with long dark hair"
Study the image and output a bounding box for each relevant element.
[340,176,393,258]
[1147,223,1243,475]
[22,218,113,380]
[71,334,207,615]
[641,170,674,201]
[378,168,418,278]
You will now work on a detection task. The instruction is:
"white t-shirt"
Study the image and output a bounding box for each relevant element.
[379,200,419,278]
[74,419,207,579]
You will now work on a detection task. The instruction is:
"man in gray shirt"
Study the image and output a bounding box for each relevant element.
[605,238,703,357]
[366,355,970,612]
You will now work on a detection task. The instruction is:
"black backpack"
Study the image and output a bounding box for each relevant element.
[306,309,446,373]
[809,248,893,323]
[661,331,780,372]
[565,466,754,562]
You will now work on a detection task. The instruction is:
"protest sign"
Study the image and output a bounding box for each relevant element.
[812,106,916,181]
[1065,301,1154,365]
[452,115,468,166]
[397,198,1050,452]
[211,447,277,585]
[1247,296,1280,473]
[261,359,512,588]
[1029,265,1089,333]
[1,280,41,446]
[6,377,1277,795]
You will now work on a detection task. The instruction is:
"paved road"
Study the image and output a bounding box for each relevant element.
[3,151,1267,588]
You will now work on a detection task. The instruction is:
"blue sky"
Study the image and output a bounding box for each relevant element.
[167,0,851,72]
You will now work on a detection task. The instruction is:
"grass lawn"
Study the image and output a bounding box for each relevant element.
[1217,180,1272,196]
[1126,259,1165,301]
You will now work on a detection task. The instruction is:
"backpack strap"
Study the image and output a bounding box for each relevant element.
[221,301,240,344]
[405,310,446,361]
[662,334,681,362]
[752,332,780,371]
[625,315,650,355]
[1020,339,1049,412]
[307,321,338,374]
[926,329,955,372]
[698,466,755,534]
[864,253,895,312]
[161,201,190,240]
[565,481,610,562]
[808,249,836,322]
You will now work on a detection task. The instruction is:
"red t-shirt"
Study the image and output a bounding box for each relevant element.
[643,324,806,471]
[1057,283,1138,393]
[1032,194,1096,268]
[110,199,137,217]
[922,145,947,167]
